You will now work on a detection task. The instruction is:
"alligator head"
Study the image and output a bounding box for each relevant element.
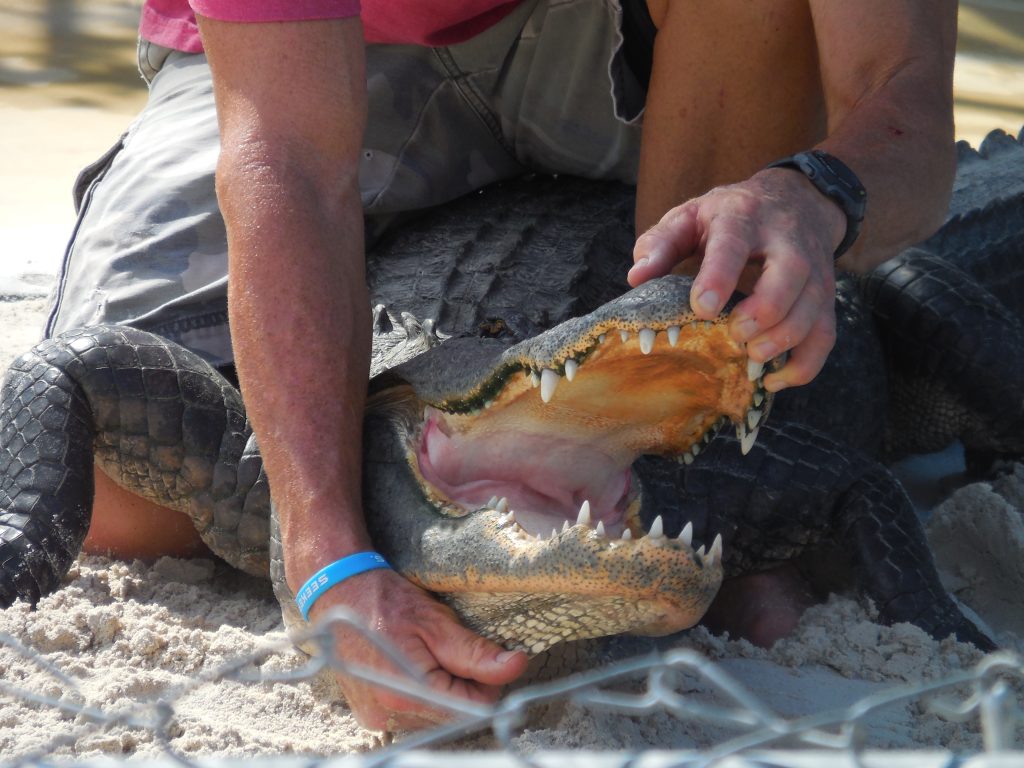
[361,275,775,654]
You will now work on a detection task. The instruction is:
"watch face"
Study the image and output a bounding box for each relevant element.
[808,151,867,221]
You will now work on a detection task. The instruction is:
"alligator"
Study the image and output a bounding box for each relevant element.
[1,128,1022,656]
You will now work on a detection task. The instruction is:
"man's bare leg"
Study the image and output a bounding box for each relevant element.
[639,0,827,645]
[701,566,818,647]
[82,465,211,559]
[638,0,826,232]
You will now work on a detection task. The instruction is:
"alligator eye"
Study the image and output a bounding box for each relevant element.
[478,318,510,338]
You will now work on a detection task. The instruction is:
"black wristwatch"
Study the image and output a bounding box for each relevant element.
[767,150,867,259]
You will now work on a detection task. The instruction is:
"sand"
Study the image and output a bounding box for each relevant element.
[2,0,1023,760]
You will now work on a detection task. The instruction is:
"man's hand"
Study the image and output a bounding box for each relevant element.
[627,167,845,391]
[307,569,528,731]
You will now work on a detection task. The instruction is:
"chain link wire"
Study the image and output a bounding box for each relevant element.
[1,606,1022,767]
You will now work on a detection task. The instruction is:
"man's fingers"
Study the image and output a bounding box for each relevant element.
[690,214,759,318]
[337,662,447,732]
[763,309,837,391]
[729,243,817,345]
[423,616,528,690]
[739,258,824,362]
[628,205,699,286]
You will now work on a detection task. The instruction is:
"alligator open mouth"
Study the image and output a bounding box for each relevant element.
[365,276,774,652]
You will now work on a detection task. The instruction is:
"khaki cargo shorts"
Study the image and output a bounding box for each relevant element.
[45,0,647,366]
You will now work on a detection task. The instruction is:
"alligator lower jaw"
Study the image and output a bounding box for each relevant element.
[445,593,712,656]
[407,519,723,655]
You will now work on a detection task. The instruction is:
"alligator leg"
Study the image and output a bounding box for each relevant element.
[635,421,995,650]
[862,249,1024,461]
[0,325,269,608]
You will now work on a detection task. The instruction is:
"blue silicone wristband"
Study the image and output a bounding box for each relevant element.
[295,551,391,620]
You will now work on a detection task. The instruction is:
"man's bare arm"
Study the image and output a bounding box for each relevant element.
[200,16,371,591]
[198,16,526,731]
[811,0,958,270]
[629,0,957,391]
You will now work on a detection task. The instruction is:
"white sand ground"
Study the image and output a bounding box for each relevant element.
[2,0,1024,760]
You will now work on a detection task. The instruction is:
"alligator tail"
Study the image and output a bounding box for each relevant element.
[0,336,97,607]
[833,457,996,651]
[0,326,270,609]
[924,127,1024,315]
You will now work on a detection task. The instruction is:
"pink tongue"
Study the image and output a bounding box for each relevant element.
[418,415,630,527]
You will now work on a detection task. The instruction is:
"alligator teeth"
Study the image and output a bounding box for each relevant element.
[667,325,680,347]
[678,521,693,548]
[753,390,765,407]
[740,424,760,456]
[707,533,723,567]
[530,370,541,388]
[696,544,707,559]
[562,520,570,533]
[564,359,578,382]
[598,333,607,344]
[595,521,606,537]
[576,500,592,527]
[748,359,765,382]
[495,497,509,514]
[540,369,560,403]
[746,409,762,430]
[487,496,499,509]
[551,528,559,540]
[648,515,664,539]
[619,329,630,343]
[682,451,694,465]
[621,529,632,541]
[639,328,656,355]
[498,511,516,527]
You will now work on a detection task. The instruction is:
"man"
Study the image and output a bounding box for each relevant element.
[49,0,957,731]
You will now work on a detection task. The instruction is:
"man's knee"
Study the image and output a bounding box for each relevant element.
[83,465,211,560]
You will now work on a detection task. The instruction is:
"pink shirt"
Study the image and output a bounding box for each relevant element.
[140,0,521,53]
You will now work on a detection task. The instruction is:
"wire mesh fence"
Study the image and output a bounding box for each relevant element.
[2,605,1022,768]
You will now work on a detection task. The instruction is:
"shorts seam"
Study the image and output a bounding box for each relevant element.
[430,47,518,161]
[45,137,127,339]
[364,79,451,210]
